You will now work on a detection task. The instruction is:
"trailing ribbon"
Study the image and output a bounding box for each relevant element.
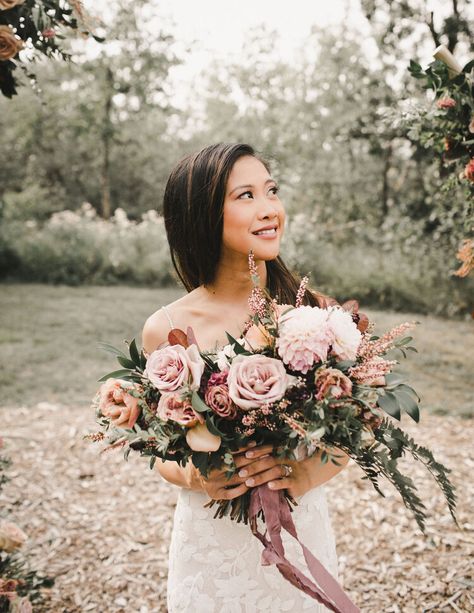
[249,485,360,613]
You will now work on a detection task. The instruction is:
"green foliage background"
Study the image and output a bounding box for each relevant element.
[0,0,473,316]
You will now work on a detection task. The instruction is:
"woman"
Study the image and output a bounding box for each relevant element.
[142,143,351,612]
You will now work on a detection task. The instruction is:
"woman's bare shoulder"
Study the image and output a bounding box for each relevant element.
[141,289,204,354]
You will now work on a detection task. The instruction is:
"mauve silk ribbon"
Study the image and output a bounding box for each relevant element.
[249,486,360,613]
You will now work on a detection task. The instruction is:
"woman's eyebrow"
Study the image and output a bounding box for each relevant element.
[229,178,276,195]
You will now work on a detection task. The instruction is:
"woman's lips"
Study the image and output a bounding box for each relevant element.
[252,227,278,239]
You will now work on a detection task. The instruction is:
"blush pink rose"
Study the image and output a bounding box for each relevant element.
[227,354,294,410]
[145,343,204,392]
[98,378,141,428]
[157,392,203,427]
[0,521,27,553]
[315,367,353,401]
[205,371,237,419]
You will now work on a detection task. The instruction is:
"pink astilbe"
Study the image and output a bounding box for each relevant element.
[280,413,307,438]
[349,357,397,384]
[357,322,415,360]
[295,276,309,308]
[247,251,267,318]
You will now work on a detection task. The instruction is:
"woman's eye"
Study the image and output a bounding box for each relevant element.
[238,191,252,199]
[238,186,279,199]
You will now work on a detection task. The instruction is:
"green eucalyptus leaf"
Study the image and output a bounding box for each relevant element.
[377,391,401,420]
[191,391,210,413]
[97,369,132,382]
[396,390,420,423]
[129,338,140,364]
[117,356,136,369]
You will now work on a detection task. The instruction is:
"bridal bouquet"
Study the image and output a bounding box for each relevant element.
[88,254,458,612]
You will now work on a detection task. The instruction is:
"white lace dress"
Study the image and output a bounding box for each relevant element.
[159,306,340,612]
[167,485,339,612]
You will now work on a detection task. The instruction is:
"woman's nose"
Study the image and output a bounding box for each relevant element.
[256,197,279,220]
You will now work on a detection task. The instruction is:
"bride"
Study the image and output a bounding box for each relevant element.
[142,143,352,612]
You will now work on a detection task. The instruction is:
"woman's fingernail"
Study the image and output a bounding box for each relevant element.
[245,478,255,486]
[238,469,248,478]
[248,441,257,447]
[268,482,276,489]
[246,451,254,458]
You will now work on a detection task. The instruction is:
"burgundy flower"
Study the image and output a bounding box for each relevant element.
[205,371,237,419]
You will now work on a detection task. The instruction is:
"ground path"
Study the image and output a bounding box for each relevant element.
[1,405,472,612]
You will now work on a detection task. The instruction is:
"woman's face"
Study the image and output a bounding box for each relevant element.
[222,155,285,261]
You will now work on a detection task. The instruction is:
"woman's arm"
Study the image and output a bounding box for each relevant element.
[142,311,204,491]
[154,457,204,491]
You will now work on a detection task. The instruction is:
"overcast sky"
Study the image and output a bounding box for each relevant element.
[81,0,472,112]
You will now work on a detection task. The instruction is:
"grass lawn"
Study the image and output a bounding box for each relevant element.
[0,283,472,416]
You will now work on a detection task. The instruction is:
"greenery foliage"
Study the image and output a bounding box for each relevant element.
[0,0,102,98]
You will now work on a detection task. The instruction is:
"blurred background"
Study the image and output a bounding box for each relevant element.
[0,1,473,611]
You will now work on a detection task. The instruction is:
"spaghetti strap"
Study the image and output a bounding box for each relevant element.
[161,305,174,330]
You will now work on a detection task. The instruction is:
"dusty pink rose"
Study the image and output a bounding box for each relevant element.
[436,96,456,109]
[464,158,474,182]
[315,367,353,401]
[145,343,204,392]
[0,521,27,553]
[327,306,362,361]
[277,305,333,373]
[98,378,141,428]
[205,371,237,419]
[157,392,203,427]
[228,354,293,410]
[186,422,221,451]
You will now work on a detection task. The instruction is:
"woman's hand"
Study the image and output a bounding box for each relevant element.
[186,442,292,500]
[262,446,351,499]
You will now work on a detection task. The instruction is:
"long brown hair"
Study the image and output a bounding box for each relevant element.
[163,143,321,307]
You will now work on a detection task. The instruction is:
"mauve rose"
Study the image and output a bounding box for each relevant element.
[157,392,203,427]
[186,422,221,452]
[205,371,237,419]
[98,378,141,428]
[0,521,27,553]
[228,354,293,410]
[145,343,204,392]
[315,367,353,401]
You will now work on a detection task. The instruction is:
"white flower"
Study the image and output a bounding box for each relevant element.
[214,338,246,371]
[327,306,362,361]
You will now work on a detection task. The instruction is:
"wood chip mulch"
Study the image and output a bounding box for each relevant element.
[1,405,472,612]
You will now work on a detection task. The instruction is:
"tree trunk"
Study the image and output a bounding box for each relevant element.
[100,66,113,219]
[380,142,393,222]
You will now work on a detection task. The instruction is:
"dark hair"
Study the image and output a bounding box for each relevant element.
[163,143,321,306]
